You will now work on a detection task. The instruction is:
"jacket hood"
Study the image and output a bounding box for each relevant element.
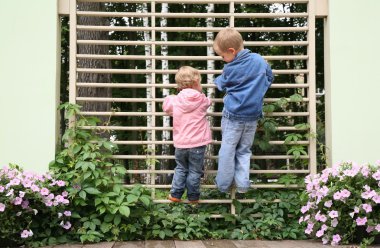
[176,88,204,113]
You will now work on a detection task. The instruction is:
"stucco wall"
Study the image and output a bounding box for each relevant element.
[0,0,59,173]
[326,0,380,165]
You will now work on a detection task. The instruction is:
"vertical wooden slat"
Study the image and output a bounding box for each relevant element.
[151,1,157,198]
[307,0,317,175]
[69,0,77,128]
[229,1,236,215]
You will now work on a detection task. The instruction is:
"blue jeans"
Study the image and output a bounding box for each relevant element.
[170,145,206,201]
[215,117,258,193]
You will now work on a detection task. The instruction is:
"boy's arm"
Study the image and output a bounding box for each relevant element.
[162,95,175,116]
[266,62,274,84]
[214,66,232,91]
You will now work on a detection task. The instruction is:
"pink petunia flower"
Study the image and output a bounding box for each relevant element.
[316,229,324,237]
[13,197,22,205]
[56,180,66,187]
[356,217,367,226]
[324,200,333,208]
[332,234,341,245]
[0,203,5,212]
[40,187,49,196]
[362,204,372,213]
[367,226,375,233]
[20,229,33,238]
[372,171,380,180]
[60,221,72,230]
[328,210,339,219]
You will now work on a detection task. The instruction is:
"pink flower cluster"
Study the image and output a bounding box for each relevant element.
[300,160,380,246]
[0,165,72,239]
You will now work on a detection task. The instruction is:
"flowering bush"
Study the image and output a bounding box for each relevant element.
[0,164,71,247]
[300,161,380,246]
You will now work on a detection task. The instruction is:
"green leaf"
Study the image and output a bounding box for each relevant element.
[114,214,121,225]
[127,194,138,203]
[84,187,101,195]
[159,230,165,239]
[79,190,87,200]
[100,223,111,233]
[95,198,102,206]
[104,214,114,223]
[119,206,130,217]
[83,171,92,180]
[139,195,151,207]
[104,141,116,151]
[289,93,303,102]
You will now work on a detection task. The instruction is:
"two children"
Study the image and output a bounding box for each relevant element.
[163,27,273,202]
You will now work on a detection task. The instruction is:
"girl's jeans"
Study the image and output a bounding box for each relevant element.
[215,117,258,193]
[170,145,206,201]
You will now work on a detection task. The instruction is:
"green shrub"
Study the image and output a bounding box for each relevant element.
[50,103,152,242]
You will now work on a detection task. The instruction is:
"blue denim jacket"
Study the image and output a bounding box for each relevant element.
[215,49,274,121]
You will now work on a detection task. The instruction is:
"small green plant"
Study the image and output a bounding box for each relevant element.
[50,103,153,242]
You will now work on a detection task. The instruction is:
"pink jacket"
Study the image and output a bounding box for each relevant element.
[163,88,212,148]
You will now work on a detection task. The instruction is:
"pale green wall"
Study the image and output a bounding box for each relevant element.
[326,0,380,165]
[0,1,59,173]
[1,0,379,172]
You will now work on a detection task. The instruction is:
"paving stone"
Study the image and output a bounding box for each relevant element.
[202,240,238,248]
[113,241,145,248]
[52,245,83,248]
[175,240,207,248]
[82,242,114,248]
[145,240,175,248]
[232,240,270,248]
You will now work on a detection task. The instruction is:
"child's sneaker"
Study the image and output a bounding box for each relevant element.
[188,199,199,204]
[236,188,248,194]
[168,194,181,203]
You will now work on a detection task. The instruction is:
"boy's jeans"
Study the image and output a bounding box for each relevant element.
[170,145,206,201]
[215,117,258,193]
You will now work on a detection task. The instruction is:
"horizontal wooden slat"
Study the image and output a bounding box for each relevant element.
[80,126,306,131]
[76,83,309,88]
[114,140,309,145]
[77,11,308,18]
[123,184,301,189]
[77,25,308,32]
[78,111,309,117]
[76,97,309,103]
[112,155,309,159]
[76,54,309,60]
[125,169,309,174]
[76,68,308,74]
[76,40,308,47]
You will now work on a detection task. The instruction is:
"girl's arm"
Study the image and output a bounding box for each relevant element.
[163,95,175,116]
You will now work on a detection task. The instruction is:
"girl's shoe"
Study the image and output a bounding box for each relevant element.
[168,194,182,202]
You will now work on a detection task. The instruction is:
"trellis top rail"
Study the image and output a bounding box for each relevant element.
[78,0,309,3]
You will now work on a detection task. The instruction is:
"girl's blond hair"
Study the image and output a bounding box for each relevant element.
[175,66,201,90]
[213,27,244,52]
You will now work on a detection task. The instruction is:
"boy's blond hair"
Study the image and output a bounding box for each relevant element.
[213,27,244,52]
[175,66,201,90]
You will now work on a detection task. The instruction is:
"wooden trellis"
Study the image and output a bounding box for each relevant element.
[66,0,318,216]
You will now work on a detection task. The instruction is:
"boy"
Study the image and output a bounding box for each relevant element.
[163,66,212,203]
[213,27,274,193]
